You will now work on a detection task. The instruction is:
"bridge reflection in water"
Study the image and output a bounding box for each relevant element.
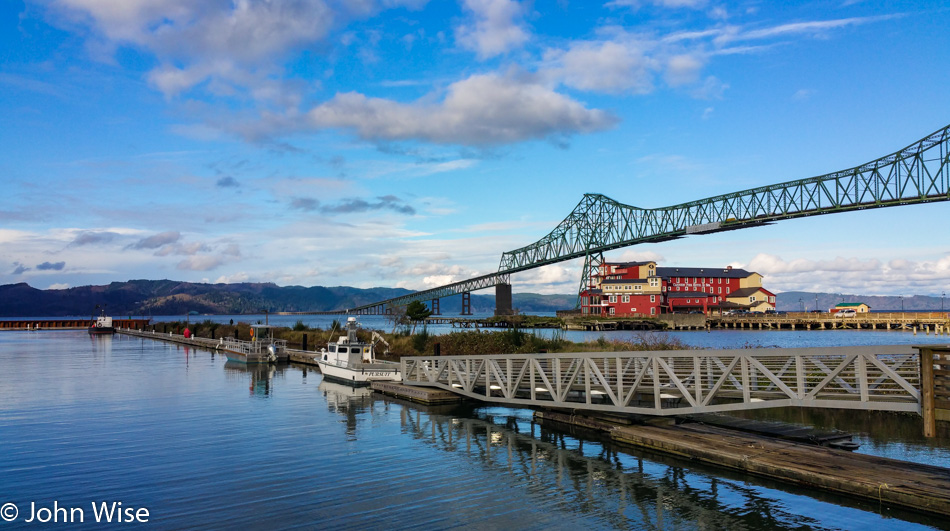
[403,345,922,416]
[387,401,939,528]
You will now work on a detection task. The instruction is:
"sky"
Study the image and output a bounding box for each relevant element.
[2,0,950,298]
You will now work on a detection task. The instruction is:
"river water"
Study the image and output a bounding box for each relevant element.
[0,330,948,529]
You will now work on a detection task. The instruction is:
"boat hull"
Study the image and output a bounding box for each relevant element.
[317,360,401,386]
[88,327,115,335]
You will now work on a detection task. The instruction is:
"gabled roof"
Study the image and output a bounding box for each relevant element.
[656,266,755,279]
[835,302,870,308]
[727,287,774,298]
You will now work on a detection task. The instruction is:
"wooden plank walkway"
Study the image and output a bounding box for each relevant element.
[371,381,464,405]
[537,410,950,517]
[682,413,854,446]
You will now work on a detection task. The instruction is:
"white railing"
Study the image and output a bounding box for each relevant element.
[401,345,921,415]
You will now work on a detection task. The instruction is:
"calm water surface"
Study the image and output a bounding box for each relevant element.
[0,331,948,529]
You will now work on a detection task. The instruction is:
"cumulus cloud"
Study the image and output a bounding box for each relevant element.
[70,231,120,246]
[214,272,250,284]
[741,253,950,294]
[52,0,335,100]
[36,261,66,271]
[130,231,181,250]
[309,73,616,146]
[455,0,529,59]
[177,255,225,271]
[154,242,211,257]
[543,40,655,94]
[665,54,704,86]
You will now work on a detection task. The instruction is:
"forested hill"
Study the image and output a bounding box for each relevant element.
[0,280,576,317]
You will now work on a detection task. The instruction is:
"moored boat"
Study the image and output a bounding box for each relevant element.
[217,324,288,364]
[317,317,401,386]
[88,310,115,335]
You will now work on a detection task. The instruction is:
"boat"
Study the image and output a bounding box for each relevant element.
[317,317,401,386]
[216,324,288,364]
[88,308,115,335]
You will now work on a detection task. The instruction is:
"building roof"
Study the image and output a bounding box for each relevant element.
[727,287,775,298]
[656,266,754,279]
[607,261,654,269]
[667,291,716,298]
[835,302,870,308]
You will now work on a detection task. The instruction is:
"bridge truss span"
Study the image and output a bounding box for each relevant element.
[402,345,922,416]
[498,123,950,273]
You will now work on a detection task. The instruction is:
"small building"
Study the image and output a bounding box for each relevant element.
[832,302,871,313]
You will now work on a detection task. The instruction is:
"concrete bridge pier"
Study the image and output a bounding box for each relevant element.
[495,283,514,316]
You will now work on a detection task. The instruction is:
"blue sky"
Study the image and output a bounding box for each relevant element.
[2,0,949,297]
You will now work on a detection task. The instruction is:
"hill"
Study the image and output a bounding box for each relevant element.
[0,280,576,317]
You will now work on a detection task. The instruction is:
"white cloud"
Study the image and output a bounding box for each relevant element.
[665,54,703,86]
[543,40,655,94]
[741,253,950,295]
[177,255,225,271]
[47,283,71,290]
[455,0,529,59]
[308,72,616,146]
[214,272,250,284]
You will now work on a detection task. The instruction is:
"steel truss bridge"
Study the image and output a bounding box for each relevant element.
[402,345,922,416]
[340,122,949,314]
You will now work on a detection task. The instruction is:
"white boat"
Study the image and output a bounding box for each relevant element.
[88,310,115,335]
[217,324,288,364]
[317,317,401,386]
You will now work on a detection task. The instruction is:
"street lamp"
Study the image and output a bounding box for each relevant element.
[943,291,945,312]
[900,295,904,312]
[815,294,819,312]
[799,297,804,312]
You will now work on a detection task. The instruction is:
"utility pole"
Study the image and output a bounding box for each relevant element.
[815,294,818,312]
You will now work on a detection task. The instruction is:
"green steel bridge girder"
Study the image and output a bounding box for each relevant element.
[498,123,950,273]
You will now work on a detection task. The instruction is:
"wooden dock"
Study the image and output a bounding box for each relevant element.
[537,410,950,517]
[711,311,950,332]
[371,381,464,405]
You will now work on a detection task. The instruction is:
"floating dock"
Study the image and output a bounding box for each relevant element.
[537,410,950,517]
[371,381,464,405]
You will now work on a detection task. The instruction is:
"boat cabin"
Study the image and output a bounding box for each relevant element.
[324,318,374,366]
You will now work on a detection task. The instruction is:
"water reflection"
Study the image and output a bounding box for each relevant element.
[224,361,283,397]
[319,379,374,440]
[88,332,113,357]
[380,397,944,530]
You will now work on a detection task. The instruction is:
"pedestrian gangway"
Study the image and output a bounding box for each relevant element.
[401,345,922,416]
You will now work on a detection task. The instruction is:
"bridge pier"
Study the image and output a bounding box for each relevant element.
[431,298,441,315]
[461,292,472,315]
[495,283,514,316]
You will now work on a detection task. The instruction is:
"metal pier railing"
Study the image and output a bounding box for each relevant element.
[402,345,922,416]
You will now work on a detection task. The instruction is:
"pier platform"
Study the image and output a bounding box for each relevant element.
[2,318,151,331]
[371,381,464,405]
[537,410,950,517]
